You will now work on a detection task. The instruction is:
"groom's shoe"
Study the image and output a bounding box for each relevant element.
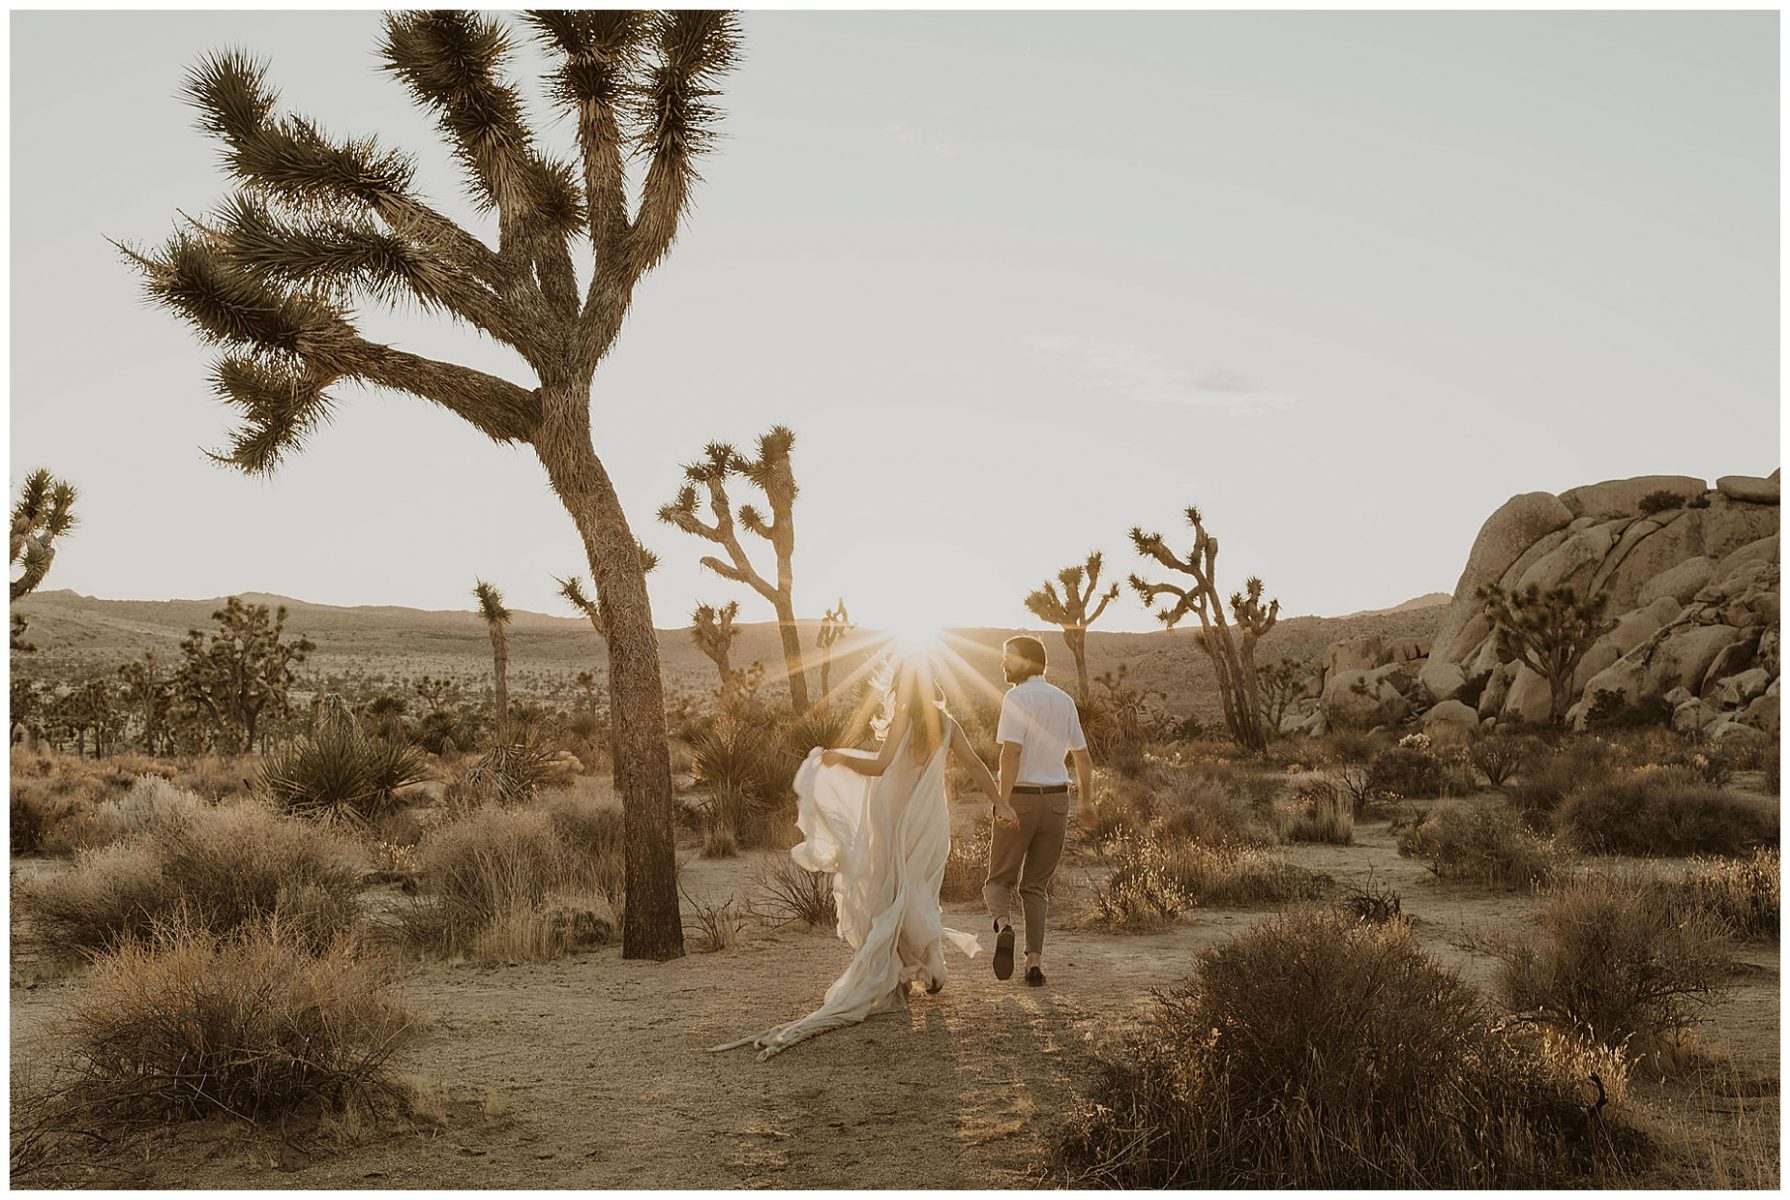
[993,923,1015,981]
[1025,965,1046,987]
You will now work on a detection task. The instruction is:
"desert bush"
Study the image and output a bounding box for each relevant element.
[540,790,624,905]
[942,820,991,902]
[1504,739,1615,831]
[1318,728,1381,765]
[1680,750,1734,789]
[17,801,364,955]
[459,730,563,806]
[682,887,748,953]
[1054,907,1643,1187]
[1486,872,1733,1056]
[751,858,837,928]
[1765,746,1780,796]
[1337,872,1403,924]
[260,713,428,826]
[1650,849,1779,942]
[1554,768,1775,856]
[1395,801,1557,886]
[1275,777,1354,844]
[396,806,578,956]
[1102,761,1278,849]
[1471,733,1539,788]
[1585,689,1674,732]
[1085,834,1329,931]
[1366,745,1444,799]
[60,919,412,1122]
[1082,837,1191,933]
[701,814,739,859]
[58,775,207,850]
[1637,489,1687,516]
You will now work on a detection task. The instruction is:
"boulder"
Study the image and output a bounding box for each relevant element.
[1578,655,1649,713]
[1716,474,1780,504]
[1709,717,1771,746]
[1637,556,1717,608]
[1707,666,1771,710]
[1742,692,1779,737]
[1644,624,1743,697]
[1571,640,1622,694]
[1605,606,1668,657]
[1423,660,1466,704]
[1645,595,1683,626]
[1698,500,1781,565]
[1671,698,1721,736]
[1423,492,1575,695]
[1321,668,1410,730]
[1500,662,1555,725]
[1663,686,1695,707]
[1514,521,1620,591]
[1324,636,1395,682]
[1698,636,1760,697]
[1478,663,1513,718]
[1557,475,1706,519]
[1423,699,1481,738]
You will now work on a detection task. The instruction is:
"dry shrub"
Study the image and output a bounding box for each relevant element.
[1055,907,1644,1187]
[1470,732,1539,788]
[682,886,748,953]
[48,775,208,853]
[16,801,364,956]
[700,816,739,859]
[1554,768,1775,856]
[1365,745,1445,799]
[58,918,412,1123]
[540,790,624,905]
[942,820,991,902]
[751,858,836,928]
[1105,762,1277,848]
[1275,777,1354,844]
[396,806,586,956]
[1318,728,1382,765]
[1640,849,1779,943]
[1485,872,1734,1058]
[1084,834,1329,931]
[1395,801,1557,886]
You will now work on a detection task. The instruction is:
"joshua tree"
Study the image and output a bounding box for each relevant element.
[658,426,809,710]
[556,540,659,641]
[1476,581,1616,726]
[1128,506,1280,752]
[172,596,315,753]
[690,600,742,695]
[116,650,172,755]
[118,12,742,960]
[815,597,854,706]
[1255,657,1307,736]
[473,579,513,740]
[10,468,78,652]
[1023,552,1120,707]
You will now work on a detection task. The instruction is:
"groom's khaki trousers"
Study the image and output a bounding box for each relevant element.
[983,792,1069,958]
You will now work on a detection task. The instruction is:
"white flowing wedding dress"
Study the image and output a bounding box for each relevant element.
[710,727,981,1062]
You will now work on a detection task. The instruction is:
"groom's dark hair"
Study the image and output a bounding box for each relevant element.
[1005,636,1047,677]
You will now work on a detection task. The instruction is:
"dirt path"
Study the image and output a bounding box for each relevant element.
[10,812,1779,1188]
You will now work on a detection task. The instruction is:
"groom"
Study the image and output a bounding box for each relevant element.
[984,635,1096,986]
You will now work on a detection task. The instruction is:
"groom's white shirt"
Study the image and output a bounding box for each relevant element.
[996,676,1086,786]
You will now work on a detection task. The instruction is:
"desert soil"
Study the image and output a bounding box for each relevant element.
[10,793,1780,1189]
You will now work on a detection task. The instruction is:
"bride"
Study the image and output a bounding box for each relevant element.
[711,650,1005,1062]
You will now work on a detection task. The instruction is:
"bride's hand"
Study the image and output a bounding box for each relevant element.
[821,749,846,768]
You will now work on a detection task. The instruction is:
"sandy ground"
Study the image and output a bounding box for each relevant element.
[10,799,1781,1189]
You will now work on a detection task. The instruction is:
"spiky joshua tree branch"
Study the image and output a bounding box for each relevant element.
[1024,552,1119,708]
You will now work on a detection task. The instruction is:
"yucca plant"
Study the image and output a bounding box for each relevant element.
[472,579,512,741]
[118,10,744,960]
[259,698,428,826]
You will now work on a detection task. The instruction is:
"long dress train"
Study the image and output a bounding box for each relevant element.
[710,729,980,1061]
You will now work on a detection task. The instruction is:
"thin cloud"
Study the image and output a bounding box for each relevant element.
[1018,333,1293,413]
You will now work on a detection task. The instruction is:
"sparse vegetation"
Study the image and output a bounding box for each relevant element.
[750,858,837,928]
[1055,907,1643,1187]
[1395,800,1558,886]
[1554,768,1775,857]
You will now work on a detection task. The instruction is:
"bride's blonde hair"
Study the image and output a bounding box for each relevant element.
[870,653,949,762]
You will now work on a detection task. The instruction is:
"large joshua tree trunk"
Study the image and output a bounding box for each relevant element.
[488,625,509,740]
[539,412,682,962]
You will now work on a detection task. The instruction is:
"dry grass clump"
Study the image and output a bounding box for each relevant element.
[682,887,749,953]
[57,918,412,1124]
[1083,833,1331,931]
[942,820,991,902]
[1659,848,1779,942]
[16,800,364,956]
[750,858,837,928]
[539,789,625,905]
[1098,761,1278,848]
[1365,740,1475,800]
[45,775,209,853]
[1395,801,1558,886]
[1274,777,1354,844]
[1553,768,1776,856]
[1054,907,1645,1187]
[1470,732,1541,788]
[1484,872,1734,1060]
[393,805,613,959]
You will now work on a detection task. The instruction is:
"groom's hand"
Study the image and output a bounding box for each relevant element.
[993,803,1020,830]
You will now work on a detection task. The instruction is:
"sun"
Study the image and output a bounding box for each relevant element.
[884,621,945,658]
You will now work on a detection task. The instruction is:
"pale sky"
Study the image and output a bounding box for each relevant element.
[9,10,1779,633]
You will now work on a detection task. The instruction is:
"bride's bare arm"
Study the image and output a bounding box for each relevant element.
[948,721,1002,805]
[822,707,909,777]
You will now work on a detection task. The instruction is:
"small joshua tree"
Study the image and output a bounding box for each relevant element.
[815,597,854,707]
[1256,657,1307,736]
[172,596,315,753]
[1128,506,1280,752]
[10,469,78,652]
[690,600,742,696]
[658,426,809,709]
[1476,582,1616,726]
[1024,552,1120,707]
[472,580,512,741]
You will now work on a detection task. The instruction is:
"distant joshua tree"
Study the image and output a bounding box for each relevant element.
[690,600,742,696]
[10,469,78,652]
[473,580,512,741]
[658,426,810,710]
[1024,552,1120,707]
[1255,657,1307,736]
[172,596,315,753]
[117,10,742,960]
[1476,582,1615,726]
[815,598,854,706]
[1129,506,1280,752]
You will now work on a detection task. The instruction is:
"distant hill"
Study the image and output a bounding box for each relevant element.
[1334,592,1451,619]
[11,589,1448,725]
